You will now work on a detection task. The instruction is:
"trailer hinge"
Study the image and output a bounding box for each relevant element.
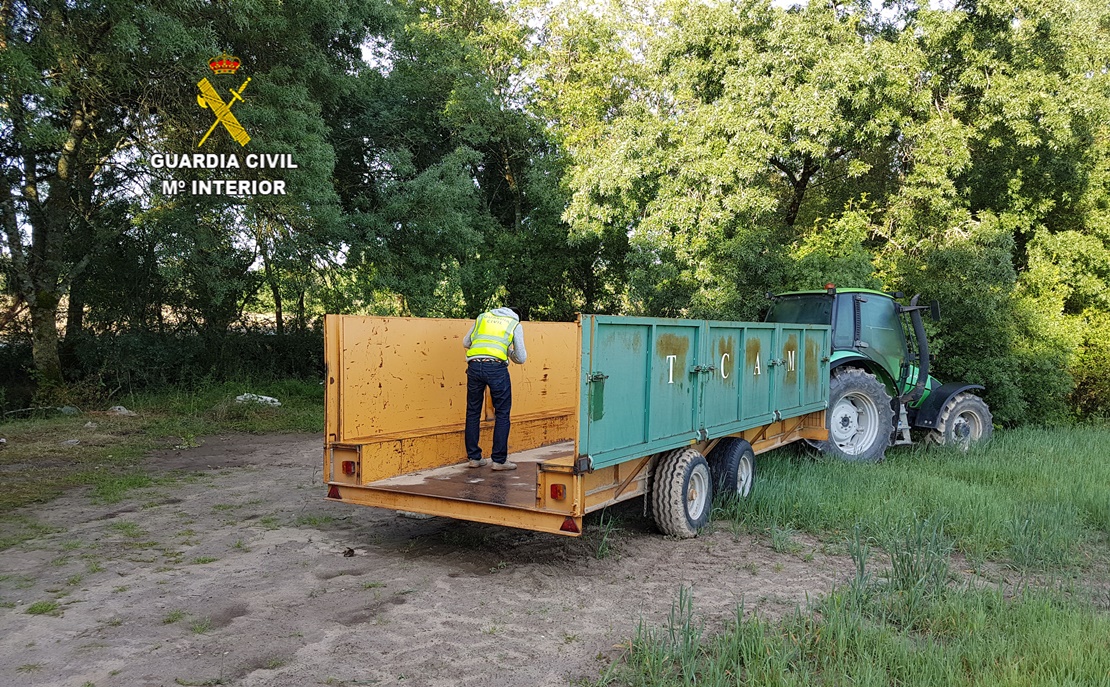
[574,454,594,474]
[587,372,609,383]
[691,365,717,374]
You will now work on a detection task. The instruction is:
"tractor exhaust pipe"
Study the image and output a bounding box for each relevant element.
[903,294,930,404]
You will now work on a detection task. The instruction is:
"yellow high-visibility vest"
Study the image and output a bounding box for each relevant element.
[466,312,517,361]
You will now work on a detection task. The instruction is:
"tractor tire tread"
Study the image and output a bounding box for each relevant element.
[927,392,993,448]
[820,367,894,463]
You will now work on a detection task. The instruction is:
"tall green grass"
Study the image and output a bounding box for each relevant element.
[603,429,1110,686]
[602,576,1110,686]
[716,427,1110,568]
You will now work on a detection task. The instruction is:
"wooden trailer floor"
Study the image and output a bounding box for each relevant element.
[366,440,574,509]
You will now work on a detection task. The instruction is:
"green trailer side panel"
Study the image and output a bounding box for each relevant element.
[741,327,775,425]
[585,322,651,452]
[777,327,803,413]
[648,322,702,441]
[804,329,830,407]
[579,315,829,470]
[776,326,828,416]
[701,325,743,431]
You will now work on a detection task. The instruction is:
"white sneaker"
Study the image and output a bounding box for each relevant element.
[491,461,517,471]
[468,458,491,468]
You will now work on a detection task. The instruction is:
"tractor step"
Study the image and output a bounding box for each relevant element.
[894,405,913,445]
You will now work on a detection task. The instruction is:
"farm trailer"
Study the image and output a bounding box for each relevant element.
[323,314,830,538]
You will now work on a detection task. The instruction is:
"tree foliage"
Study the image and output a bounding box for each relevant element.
[2,0,1109,423]
[553,0,1110,423]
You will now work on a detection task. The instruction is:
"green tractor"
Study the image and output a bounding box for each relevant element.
[764,286,992,462]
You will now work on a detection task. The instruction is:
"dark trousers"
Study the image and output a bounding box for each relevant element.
[465,360,512,463]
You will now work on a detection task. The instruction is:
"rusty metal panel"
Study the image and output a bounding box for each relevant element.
[701,323,780,435]
[648,322,702,442]
[774,325,829,418]
[741,326,775,424]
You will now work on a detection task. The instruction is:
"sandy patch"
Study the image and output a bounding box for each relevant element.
[0,434,857,686]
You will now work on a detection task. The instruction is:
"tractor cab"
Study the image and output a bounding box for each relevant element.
[765,286,992,462]
[765,287,923,399]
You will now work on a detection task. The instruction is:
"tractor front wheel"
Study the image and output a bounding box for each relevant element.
[820,367,894,463]
[927,392,993,450]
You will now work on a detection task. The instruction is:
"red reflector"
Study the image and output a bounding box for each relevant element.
[560,517,580,533]
[550,484,566,500]
[342,460,357,475]
[327,485,341,499]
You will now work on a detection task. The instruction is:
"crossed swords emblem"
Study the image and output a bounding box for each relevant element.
[196,77,251,147]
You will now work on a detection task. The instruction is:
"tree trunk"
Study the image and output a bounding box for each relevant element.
[296,289,306,332]
[262,249,284,334]
[66,279,85,339]
[29,294,63,384]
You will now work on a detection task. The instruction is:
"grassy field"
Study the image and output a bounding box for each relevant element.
[722,427,1110,570]
[4,389,1108,684]
[598,427,1110,686]
[0,379,323,538]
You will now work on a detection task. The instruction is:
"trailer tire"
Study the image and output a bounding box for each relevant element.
[926,392,993,450]
[652,448,713,538]
[820,367,894,463]
[707,438,755,501]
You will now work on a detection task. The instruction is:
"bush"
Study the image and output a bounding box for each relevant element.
[1071,311,1110,421]
[0,331,323,404]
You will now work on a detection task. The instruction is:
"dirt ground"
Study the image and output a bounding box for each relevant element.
[0,433,858,687]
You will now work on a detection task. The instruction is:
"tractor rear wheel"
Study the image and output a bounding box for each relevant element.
[927,392,993,450]
[819,367,894,463]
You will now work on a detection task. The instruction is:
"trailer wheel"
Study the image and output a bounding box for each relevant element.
[820,367,894,463]
[927,392,993,450]
[707,438,755,501]
[652,448,713,538]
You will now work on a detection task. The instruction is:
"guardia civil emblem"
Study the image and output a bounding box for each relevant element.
[197,53,251,147]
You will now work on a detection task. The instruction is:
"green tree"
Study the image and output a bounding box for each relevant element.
[1,0,385,388]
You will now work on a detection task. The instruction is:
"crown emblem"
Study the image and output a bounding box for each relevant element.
[208,53,241,75]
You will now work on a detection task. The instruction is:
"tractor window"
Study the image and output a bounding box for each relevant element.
[858,296,907,381]
[832,295,854,348]
[764,296,832,325]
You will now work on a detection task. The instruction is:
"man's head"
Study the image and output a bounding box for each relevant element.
[489,306,519,321]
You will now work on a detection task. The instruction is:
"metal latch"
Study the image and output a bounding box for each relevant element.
[587,372,609,383]
[691,365,717,374]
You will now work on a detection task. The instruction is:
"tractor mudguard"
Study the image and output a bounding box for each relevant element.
[910,382,985,429]
[829,354,896,390]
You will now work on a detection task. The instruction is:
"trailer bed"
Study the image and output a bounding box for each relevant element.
[367,441,574,510]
